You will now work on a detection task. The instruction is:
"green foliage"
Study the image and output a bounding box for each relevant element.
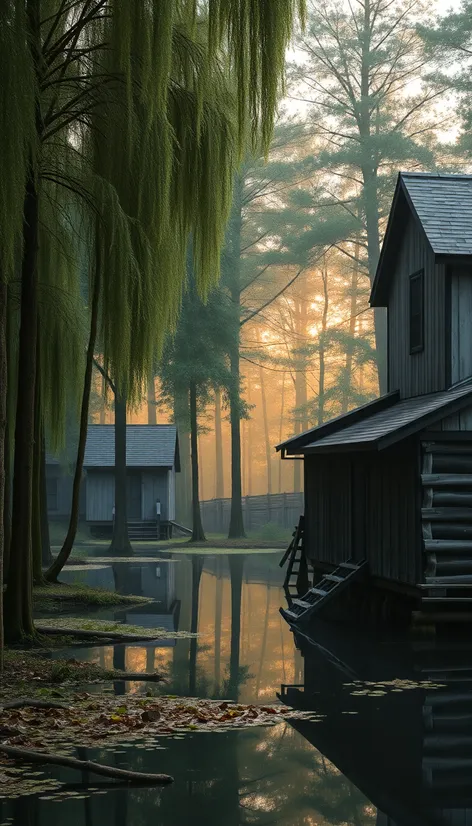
[0,2,36,277]
[160,258,237,405]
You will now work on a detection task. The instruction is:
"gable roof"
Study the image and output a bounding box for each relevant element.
[83,425,180,469]
[278,381,472,455]
[371,172,472,307]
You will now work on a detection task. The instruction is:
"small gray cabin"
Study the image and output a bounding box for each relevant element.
[84,424,180,539]
[278,172,472,623]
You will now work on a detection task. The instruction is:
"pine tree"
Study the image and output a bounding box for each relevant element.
[159,265,236,542]
[291,0,444,392]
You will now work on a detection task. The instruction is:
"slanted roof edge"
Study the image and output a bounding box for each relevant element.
[302,386,472,455]
[276,390,399,455]
[370,174,435,307]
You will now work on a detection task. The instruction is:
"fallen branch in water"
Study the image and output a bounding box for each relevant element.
[0,744,173,785]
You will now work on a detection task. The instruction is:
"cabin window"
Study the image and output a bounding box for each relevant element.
[47,477,58,512]
[409,270,424,354]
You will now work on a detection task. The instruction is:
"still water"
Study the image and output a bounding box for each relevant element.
[2,550,472,825]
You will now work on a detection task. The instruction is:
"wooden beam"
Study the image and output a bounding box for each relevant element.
[422,474,472,487]
[422,507,472,521]
[425,539,472,552]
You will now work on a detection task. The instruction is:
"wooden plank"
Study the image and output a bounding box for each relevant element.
[420,582,472,588]
[434,493,472,509]
[422,507,472,521]
[426,444,472,454]
[425,539,472,552]
[422,474,472,487]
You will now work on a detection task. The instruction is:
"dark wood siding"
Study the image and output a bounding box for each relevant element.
[450,265,472,384]
[304,455,351,567]
[304,443,420,585]
[388,213,446,398]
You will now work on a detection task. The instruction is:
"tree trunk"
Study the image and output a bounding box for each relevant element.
[109,390,132,555]
[359,3,387,394]
[362,166,387,394]
[318,260,329,425]
[31,351,45,585]
[341,242,360,414]
[4,172,39,642]
[228,343,245,538]
[247,377,252,496]
[293,274,308,493]
[278,373,286,493]
[46,264,101,580]
[214,557,223,692]
[189,381,206,542]
[40,435,51,567]
[259,364,272,495]
[228,173,245,539]
[189,555,203,695]
[3,287,12,587]
[228,554,244,701]
[214,388,224,499]
[147,375,156,424]
[0,277,7,671]
[173,387,192,527]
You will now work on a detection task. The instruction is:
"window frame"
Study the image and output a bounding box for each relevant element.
[409,268,424,355]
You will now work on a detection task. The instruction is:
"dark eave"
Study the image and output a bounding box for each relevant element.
[275,391,399,457]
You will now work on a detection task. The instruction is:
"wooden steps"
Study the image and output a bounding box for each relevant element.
[280,558,367,625]
[279,516,308,598]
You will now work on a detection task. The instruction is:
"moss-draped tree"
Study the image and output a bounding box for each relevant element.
[0,0,305,643]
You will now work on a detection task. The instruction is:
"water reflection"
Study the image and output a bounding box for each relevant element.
[3,553,385,825]
[281,620,472,825]
[3,724,374,826]
[54,552,299,703]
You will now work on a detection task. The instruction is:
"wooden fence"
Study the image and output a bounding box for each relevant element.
[200,492,304,535]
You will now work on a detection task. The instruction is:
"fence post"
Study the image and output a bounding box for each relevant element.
[267,493,271,524]
[245,496,250,532]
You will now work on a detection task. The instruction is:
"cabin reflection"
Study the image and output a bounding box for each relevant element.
[112,560,180,642]
[280,622,472,826]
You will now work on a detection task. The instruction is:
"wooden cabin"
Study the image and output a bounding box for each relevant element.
[84,424,180,539]
[278,172,472,620]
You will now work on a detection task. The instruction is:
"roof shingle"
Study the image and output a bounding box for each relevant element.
[83,425,178,468]
[402,172,472,256]
[300,381,472,453]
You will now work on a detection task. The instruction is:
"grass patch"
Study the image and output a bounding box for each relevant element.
[33,583,152,612]
[34,617,196,639]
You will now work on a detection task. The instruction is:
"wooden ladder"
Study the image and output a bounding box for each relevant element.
[280,558,368,625]
[279,516,308,600]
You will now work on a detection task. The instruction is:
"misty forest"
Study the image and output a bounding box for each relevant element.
[2,0,472,823]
